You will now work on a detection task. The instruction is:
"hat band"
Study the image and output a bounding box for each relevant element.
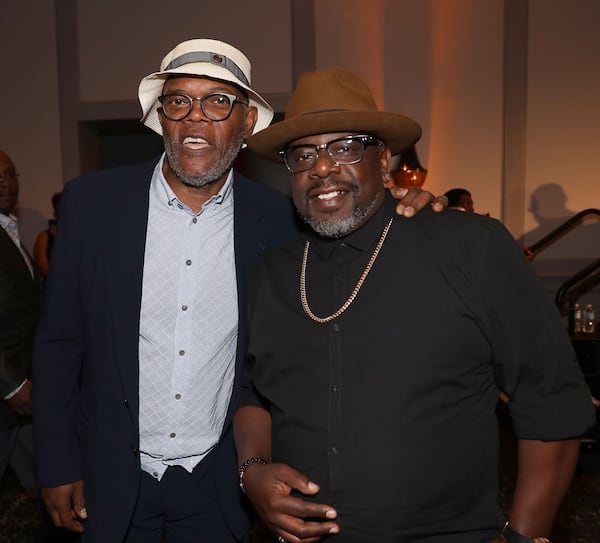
[164,51,249,86]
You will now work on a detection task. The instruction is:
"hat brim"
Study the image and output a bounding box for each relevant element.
[138,63,273,136]
[248,110,422,162]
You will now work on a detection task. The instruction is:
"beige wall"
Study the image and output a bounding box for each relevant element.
[1,1,63,251]
[76,0,294,103]
[524,0,600,266]
[1,0,598,293]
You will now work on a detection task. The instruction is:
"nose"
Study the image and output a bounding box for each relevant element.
[186,99,210,122]
[311,148,340,176]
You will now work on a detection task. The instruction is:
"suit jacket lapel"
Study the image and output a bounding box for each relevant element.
[104,163,155,421]
[226,174,277,424]
[0,228,28,275]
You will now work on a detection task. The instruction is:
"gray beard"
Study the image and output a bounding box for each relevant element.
[303,193,382,238]
[164,128,246,189]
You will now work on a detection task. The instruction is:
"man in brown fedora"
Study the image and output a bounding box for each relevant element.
[233,67,595,543]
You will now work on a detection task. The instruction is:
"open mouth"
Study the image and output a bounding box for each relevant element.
[182,136,210,151]
[315,189,347,200]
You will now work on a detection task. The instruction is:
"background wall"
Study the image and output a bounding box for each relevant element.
[1,0,598,304]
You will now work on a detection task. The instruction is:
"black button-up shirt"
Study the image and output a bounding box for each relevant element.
[241,195,594,542]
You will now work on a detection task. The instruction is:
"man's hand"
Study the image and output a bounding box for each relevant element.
[389,186,448,217]
[6,379,32,416]
[243,462,339,542]
[41,481,87,533]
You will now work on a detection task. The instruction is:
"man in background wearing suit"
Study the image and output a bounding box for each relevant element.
[0,149,42,500]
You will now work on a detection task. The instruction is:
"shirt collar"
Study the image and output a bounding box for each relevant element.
[152,153,234,215]
[310,192,395,260]
[0,212,18,230]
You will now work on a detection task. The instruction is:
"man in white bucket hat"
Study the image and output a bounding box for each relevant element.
[32,39,444,543]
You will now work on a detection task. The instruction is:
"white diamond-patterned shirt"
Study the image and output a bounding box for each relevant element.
[138,156,237,479]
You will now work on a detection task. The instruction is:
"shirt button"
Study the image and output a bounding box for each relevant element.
[329,446,338,455]
[179,349,185,356]
[331,323,340,332]
[175,394,181,400]
[331,385,340,393]
[186,259,192,266]
[192,217,198,223]
[153,471,159,478]
[170,432,176,438]
[182,305,188,311]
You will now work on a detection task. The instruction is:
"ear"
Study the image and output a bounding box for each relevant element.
[157,107,167,133]
[243,106,259,139]
[380,147,393,187]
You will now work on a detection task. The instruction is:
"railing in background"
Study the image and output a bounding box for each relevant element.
[523,208,600,261]
[520,208,600,321]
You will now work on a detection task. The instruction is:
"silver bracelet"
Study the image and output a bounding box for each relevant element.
[238,456,268,493]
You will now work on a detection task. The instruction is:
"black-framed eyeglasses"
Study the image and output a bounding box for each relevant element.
[158,92,249,122]
[280,135,384,174]
[0,168,19,183]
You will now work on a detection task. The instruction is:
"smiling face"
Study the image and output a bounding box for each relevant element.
[158,75,257,195]
[289,132,390,237]
[0,151,18,216]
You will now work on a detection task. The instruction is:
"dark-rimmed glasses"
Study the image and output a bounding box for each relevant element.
[158,92,248,122]
[280,135,384,174]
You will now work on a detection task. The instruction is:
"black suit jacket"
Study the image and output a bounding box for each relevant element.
[32,159,298,542]
[0,224,42,430]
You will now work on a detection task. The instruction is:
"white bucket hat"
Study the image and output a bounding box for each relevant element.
[138,38,274,136]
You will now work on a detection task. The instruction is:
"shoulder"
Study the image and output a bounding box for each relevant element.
[233,171,292,207]
[58,159,158,226]
[34,229,49,245]
[233,170,299,233]
[397,207,513,246]
[389,207,524,275]
[64,158,158,200]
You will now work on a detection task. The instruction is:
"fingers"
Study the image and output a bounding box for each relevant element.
[277,517,339,543]
[268,490,339,541]
[72,481,88,520]
[273,511,339,543]
[431,195,449,212]
[248,464,339,541]
[53,502,85,533]
[389,186,446,217]
[277,493,338,522]
[41,483,86,534]
[287,473,321,496]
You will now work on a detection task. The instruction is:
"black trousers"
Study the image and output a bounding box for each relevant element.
[125,449,238,543]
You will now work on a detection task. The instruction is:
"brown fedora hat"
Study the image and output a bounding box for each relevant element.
[248,67,422,161]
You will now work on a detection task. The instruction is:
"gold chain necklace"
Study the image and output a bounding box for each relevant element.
[300,218,393,323]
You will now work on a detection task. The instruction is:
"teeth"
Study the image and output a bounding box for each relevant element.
[317,190,343,200]
[183,137,207,144]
